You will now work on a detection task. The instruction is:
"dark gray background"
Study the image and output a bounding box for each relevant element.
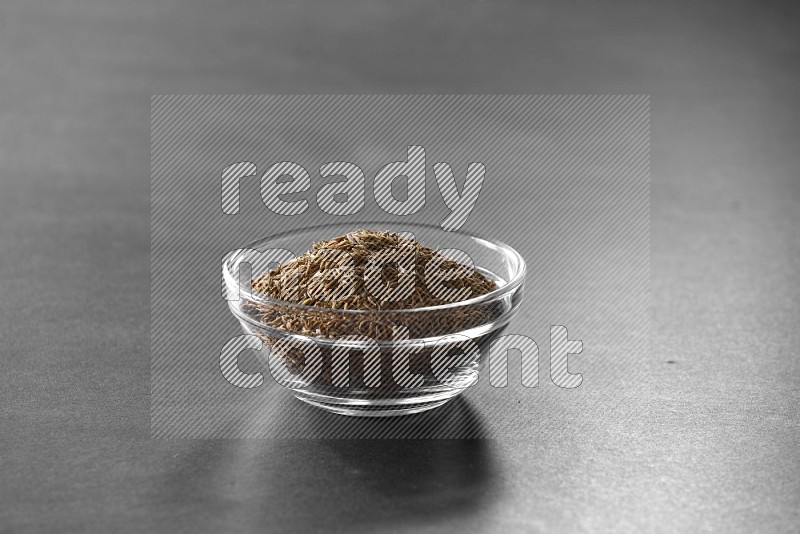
[2,0,798,532]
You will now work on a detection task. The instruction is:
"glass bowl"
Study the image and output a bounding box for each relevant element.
[223,222,525,416]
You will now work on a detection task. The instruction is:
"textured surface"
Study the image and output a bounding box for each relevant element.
[2,1,799,532]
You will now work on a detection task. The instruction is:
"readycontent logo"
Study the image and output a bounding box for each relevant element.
[218,144,584,391]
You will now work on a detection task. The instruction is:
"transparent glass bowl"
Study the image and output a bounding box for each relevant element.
[223,222,525,417]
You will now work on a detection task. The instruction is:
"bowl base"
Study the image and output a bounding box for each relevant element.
[293,392,457,417]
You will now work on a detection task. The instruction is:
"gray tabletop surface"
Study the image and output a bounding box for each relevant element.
[2,1,799,533]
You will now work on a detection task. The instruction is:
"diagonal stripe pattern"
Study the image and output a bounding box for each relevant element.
[151,95,650,439]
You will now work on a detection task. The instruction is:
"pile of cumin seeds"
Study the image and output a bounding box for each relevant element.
[247,228,501,339]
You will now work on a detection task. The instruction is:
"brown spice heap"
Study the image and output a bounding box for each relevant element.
[247,228,500,339]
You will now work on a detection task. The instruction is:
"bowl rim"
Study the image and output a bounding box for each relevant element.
[222,221,526,316]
